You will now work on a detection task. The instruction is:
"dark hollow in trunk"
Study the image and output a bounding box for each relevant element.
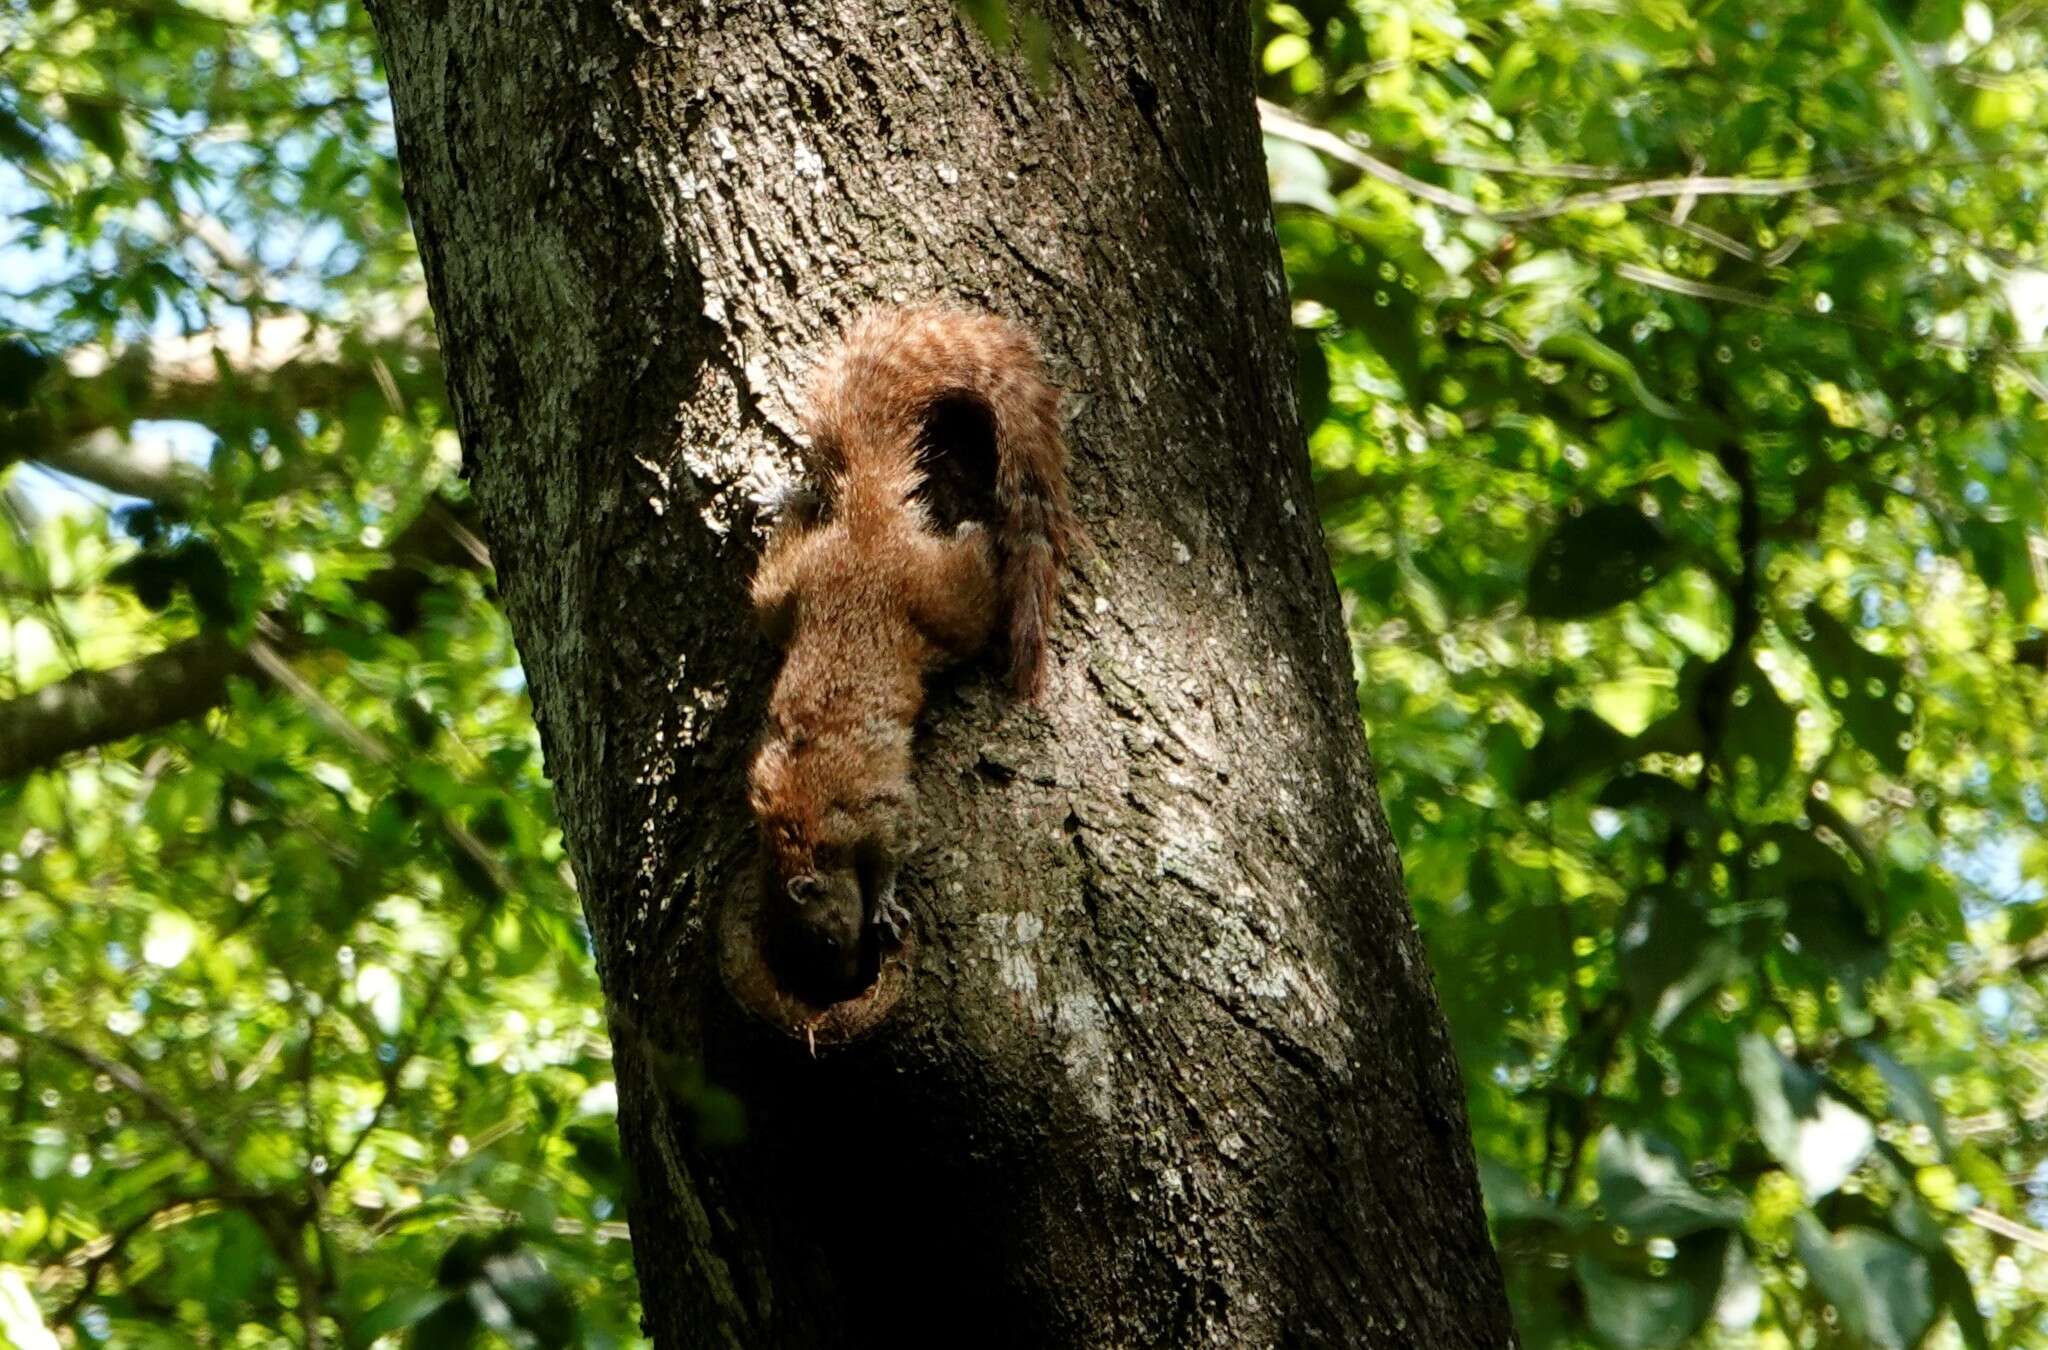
[366,1,1515,1344]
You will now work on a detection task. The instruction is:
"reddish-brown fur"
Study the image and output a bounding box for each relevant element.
[747,306,1075,996]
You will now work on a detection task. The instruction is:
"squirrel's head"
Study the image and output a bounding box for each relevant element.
[774,866,865,994]
[747,732,913,999]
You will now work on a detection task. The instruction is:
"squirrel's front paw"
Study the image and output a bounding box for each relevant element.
[873,892,910,944]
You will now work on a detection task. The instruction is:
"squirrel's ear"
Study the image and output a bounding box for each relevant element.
[786,875,822,905]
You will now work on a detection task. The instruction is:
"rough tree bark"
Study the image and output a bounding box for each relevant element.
[365,2,1514,1344]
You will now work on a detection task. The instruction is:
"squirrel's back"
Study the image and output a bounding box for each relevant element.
[804,305,1076,696]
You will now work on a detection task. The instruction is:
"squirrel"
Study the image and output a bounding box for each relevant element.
[746,305,1076,1000]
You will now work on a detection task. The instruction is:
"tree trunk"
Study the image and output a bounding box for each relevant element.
[365,2,1514,1344]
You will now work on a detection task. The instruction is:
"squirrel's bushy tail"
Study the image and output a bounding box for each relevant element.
[805,305,1076,698]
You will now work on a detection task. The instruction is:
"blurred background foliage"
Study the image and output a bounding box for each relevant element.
[1259,0,2048,1345]
[0,0,2043,1346]
[0,2,633,1346]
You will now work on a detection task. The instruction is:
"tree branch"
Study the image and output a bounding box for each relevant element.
[0,636,243,780]
[1260,102,2036,224]
[50,1196,224,1328]
[0,494,485,779]
[32,427,213,504]
[0,1015,250,1187]
[1,1019,335,1345]
[4,305,440,506]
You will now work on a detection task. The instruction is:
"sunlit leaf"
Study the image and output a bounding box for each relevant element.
[1739,1038,1874,1199]
[1595,1129,1745,1237]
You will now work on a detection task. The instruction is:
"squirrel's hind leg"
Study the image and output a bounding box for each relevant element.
[903,523,1001,657]
[750,510,829,642]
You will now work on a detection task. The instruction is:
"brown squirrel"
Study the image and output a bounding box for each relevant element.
[747,305,1075,998]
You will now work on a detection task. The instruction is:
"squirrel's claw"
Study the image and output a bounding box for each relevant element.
[872,884,910,944]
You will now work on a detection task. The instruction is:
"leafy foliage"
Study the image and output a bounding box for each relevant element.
[5,0,2048,1346]
[0,3,635,1346]
[1262,0,2048,1343]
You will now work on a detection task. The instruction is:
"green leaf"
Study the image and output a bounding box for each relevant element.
[0,339,51,410]
[1479,1154,1565,1225]
[1754,821,1875,909]
[1848,0,1949,152]
[1598,773,1715,840]
[1526,503,1677,619]
[353,1289,451,1347]
[1596,1128,1745,1236]
[1853,1043,1950,1156]
[1795,604,1913,774]
[1724,666,1795,793]
[407,1293,478,1350]
[1931,1247,1991,1350]
[1292,326,1331,431]
[1520,708,1637,800]
[564,1123,628,1194]
[1752,821,1886,1021]
[1574,1235,1725,1349]
[1283,226,1429,397]
[1263,33,1313,73]
[1793,1214,1938,1350]
[2008,901,2048,949]
[478,1248,576,1349]
[1616,888,1733,1032]
[1538,329,1687,421]
[1738,1036,1874,1198]
[1265,138,1338,216]
[0,107,46,169]
[63,96,129,162]
[1959,517,2040,615]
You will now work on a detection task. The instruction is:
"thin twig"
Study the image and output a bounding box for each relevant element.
[1644,208,1757,262]
[245,633,513,897]
[1615,260,2048,356]
[49,1197,222,1326]
[1,1015,247,1186]
[1260,99,2038,224]
[1262,101,2048,360]
[1969,1206,2048,1254]
[1433,151,1630,181]
[1259,99,1488,218]
[324,899,496,1184]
